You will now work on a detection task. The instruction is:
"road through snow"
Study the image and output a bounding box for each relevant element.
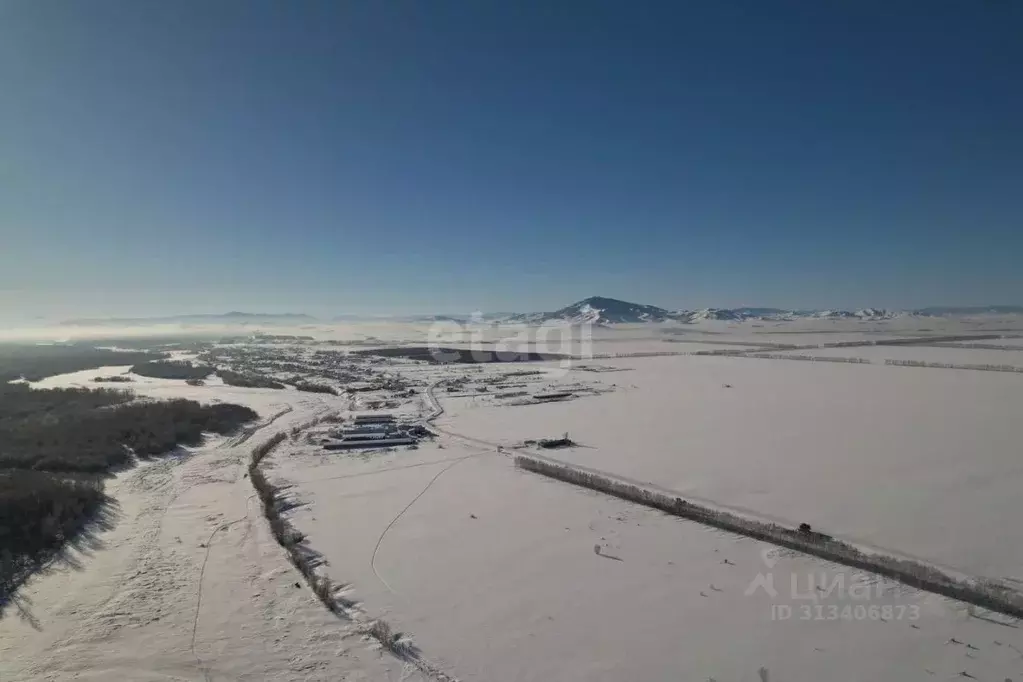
[0,393,425,682]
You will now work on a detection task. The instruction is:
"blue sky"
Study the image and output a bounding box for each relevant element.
[2,1,1021,319]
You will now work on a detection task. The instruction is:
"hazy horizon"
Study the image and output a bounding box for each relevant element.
[4,293,1023,329]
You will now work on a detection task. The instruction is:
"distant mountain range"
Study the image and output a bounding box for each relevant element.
[61,312,318,327]
[59,301,1023,327]
[502,297,900,325]
[503,298,1023,326]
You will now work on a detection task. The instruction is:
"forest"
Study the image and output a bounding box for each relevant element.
[0,382,257,606]
[130,360,215,380]
[0,343,165,382]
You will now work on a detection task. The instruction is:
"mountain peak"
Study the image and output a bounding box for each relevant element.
[539,296,677,324]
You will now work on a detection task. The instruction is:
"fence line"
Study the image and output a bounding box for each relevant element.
[926,342,1023,351]
[744,353,872,364]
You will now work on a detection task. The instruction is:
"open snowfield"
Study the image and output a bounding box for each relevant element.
[436,354,1023,579]
[7,315,1023,681]
[269,438,1023,682]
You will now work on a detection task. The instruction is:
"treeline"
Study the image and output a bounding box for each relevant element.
[0,383,130,421]
[219,370,285,389]
[928,342,1023,351]
[874,334,1004,346]
[744,353,872,364]
[131,360,214,380]
[354,346,570,363]
[0,383,258,604]
[0,343,165,382]
[293,382,338,395]
[690,349,754,356]
[0,384,258,473]
[83,336,215,352]
[246,432,437,675]
[664,339,799,349]
[515,454,1023,619]
[589,351,691,359]
[884,359,1023,373]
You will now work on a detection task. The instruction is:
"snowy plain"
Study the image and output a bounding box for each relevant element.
[6,315,1023,681]
[1,374,424,682]
[269,437,1023,682]
[436,354,1023,579]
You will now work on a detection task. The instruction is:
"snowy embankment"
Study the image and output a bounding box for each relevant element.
[1,377,422,682]
[246,426,457,681]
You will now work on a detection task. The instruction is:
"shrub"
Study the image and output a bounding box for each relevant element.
[93,375,134,383]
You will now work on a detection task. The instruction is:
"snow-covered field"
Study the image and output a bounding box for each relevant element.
[268,439,1023,682]
[437,354,1023,579]
[1,377,424,682]
[7,316,1023,681]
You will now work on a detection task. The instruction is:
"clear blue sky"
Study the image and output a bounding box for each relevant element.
[2,0,1021,319]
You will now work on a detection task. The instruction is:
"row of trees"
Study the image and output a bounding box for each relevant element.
[745,353,872,364]
[930,342,1023,351]
[292,381,338,395]
[246,432,430,671]
[885,359,1023,372]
